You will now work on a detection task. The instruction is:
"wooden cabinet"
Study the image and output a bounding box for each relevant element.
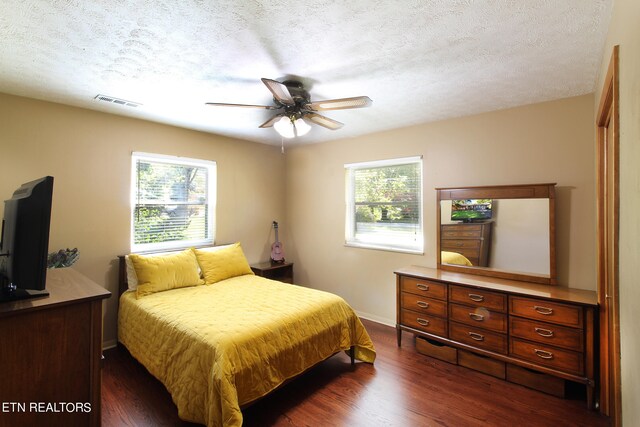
[250,261,294,284]
[395,266,597,407]
[440,222,492,266]
[0,268,110,427]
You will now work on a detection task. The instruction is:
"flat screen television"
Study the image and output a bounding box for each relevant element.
[0,176,54,302]
[451,199,492,222]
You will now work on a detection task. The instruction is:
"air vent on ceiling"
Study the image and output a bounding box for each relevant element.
[94,94,141,108]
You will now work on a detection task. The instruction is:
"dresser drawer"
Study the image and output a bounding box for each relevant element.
[510,297,583,328]
[510,338,584,376]
[449,321,507,354]
[450,285,507,312]
[400,277,447,300]
[401,292,447,317]
[510,317,583,352]
[449,303,507,333]
[401,310,447,336]
[440,224,482,239]
[441,239,480,250]
[440,245,480,261]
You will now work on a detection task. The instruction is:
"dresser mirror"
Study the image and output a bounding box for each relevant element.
[436,183,556,285]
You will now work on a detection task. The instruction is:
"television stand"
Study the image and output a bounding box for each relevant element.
[0,284,49,302]
[0,268,110,426]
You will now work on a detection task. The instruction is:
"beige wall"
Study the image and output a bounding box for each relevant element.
[0,93,286,347]
[285,94,595,325]
[595,0,640,423]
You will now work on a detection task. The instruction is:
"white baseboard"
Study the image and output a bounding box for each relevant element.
[355,310,395,328]
[103,339,118,351]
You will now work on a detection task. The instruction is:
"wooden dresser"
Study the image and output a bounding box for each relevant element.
[396,265,597,407]
[0,268,110,427]
[440,222,492,266]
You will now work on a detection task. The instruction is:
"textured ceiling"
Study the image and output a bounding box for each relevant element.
[0,1,612,146]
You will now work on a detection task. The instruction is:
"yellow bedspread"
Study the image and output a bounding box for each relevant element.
[118,274,376,427]
[441,250,473,266]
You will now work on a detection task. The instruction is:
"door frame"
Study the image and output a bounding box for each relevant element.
[596,45,621,425]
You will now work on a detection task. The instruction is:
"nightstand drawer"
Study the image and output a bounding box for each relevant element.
[400,277,447,300]
[401,292,447,317]
[401,310,447,336]
[450,285,507,312]
[510,297,583,328]
[510,317,583,352]
[449,303,507,333]
[510,338,584,376]
[449,321,507,354]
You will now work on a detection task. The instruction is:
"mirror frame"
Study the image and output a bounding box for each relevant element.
[436,183,557,285]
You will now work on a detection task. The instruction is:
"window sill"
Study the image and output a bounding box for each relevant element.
[344,242,424,255]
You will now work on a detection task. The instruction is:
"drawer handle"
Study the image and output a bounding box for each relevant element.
[535,327,554,338]
[416,283,430,291]
[468,332,484,341]
[468,293,484,302]
[416,301,430,309]
[534,349,554,359]
[417,318,430,326]
[533,305,554,315]
[469,312,484,321]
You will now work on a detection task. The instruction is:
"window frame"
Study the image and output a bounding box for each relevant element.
[345,156,424,254]
[130,152,217,253]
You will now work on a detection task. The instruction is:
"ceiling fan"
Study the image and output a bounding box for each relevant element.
[205,78,372,138]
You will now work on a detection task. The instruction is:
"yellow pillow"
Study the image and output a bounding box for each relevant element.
[130,249,204,298]
[193,243,254,285]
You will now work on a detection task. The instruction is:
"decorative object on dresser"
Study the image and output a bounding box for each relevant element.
[0,268,111,427]
[47,247,79,268]
[251,261,294,284]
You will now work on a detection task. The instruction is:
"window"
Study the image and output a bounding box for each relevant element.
[345,156,423,253]
[131,152,216,252]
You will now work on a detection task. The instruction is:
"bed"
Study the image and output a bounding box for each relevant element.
[117,244,376,427]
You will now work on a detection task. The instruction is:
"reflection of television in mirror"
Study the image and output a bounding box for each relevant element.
[0,176,54,302]
[451,199,492,223]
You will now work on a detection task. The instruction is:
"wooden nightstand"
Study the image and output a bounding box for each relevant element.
[251,261,294,284]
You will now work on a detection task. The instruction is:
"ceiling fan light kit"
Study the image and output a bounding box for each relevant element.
[206,77,372,138]
[274,116,311,138]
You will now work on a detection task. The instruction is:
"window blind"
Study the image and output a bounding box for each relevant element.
[131,153,216,252]
[345,156,423,253]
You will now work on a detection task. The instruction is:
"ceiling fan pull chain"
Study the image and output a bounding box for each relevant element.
[281,136,285,154]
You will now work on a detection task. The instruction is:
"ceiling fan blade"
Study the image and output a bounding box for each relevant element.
[306,96,372,111]
[259,114,284,128]
[261,78,295,106]
[305,113,344,130]
[205,102,279,110]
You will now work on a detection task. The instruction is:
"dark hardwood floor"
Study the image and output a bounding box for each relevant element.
[102,319,610,426]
